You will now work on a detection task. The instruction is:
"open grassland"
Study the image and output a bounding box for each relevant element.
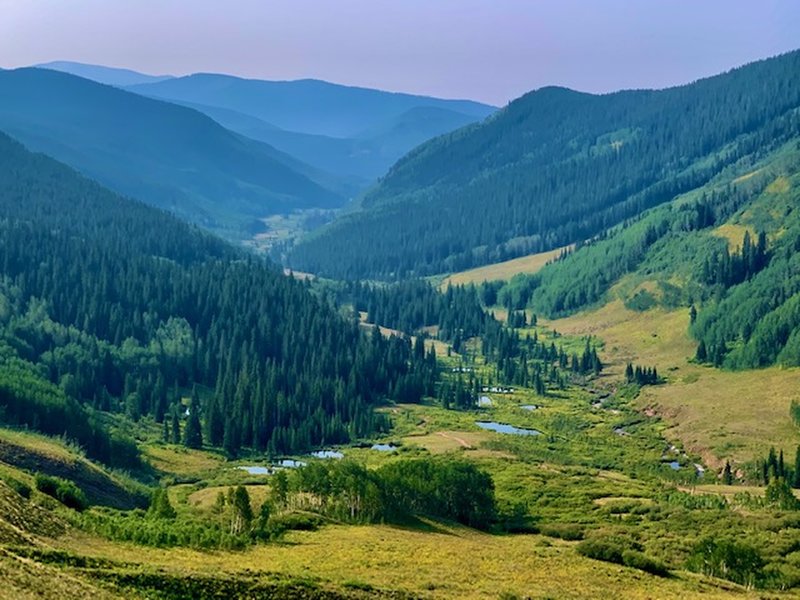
[546,296,800,467]
[55,525,768,600]
[712,223,756,250]
[144,444,225,477]
[439,245,572,288]
[0,549,126,600]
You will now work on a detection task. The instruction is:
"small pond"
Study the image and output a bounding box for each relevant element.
[311,450,344,459]
[278,459,307,469]
[475,421,541,436]
[520,405,539,411]
[237,465,270,475]
[668,461,681,470]
[477,396,493,407]
[371,444,398,452]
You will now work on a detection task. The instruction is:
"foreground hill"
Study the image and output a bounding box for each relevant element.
[0,68,345,237]
[289,50,800,279]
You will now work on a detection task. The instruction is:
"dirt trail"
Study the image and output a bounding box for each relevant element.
[435,431,472,448]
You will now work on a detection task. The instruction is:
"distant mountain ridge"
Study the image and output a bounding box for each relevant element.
[125,73,495,137]
[36,61,496,183]
[34,60,173,86]
[0,67,345,236]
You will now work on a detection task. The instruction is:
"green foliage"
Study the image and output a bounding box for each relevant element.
[35,473,88,511]
[2,476,31,499]
[577,536,669,577]
[686,538,765,588]
[285,457,497,530]
[147,489,177,520]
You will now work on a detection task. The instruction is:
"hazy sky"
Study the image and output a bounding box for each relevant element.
[1,0,798,105]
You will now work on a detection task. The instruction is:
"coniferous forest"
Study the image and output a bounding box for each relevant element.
[0,132,436,463]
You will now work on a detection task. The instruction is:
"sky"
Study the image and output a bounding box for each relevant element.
[1,0,799,105]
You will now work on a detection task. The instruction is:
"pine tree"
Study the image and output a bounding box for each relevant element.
[170,406,181,445]
[794,445,800,489]
[183,395,203,449]
[722,461,733,485]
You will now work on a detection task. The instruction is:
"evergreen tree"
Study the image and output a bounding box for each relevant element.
[722,461,733,485]
[183,398,203,449]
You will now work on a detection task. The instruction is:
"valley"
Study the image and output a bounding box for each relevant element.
[0,22,799,600]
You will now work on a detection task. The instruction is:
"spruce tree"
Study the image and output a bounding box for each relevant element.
[183,397,203,449]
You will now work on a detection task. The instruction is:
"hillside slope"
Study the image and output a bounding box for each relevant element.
[0,131,434,461]
[0,68,344,237]
[289,50,800,279]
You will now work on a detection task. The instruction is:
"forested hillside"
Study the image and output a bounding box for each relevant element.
[0,68,345,237]
[489,122,800,370]
[0,132,437,462]
[290,50,800,279]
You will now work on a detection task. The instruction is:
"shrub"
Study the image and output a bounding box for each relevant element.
[686,538,765,588]
[577,537,668,576]
[3,476,31,499]
[621,550,670,577]
[540,522,584,541]
[35,474,88,511]
[577,538,625,564]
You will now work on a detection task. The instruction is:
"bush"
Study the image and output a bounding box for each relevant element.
[268,511,323,532]
[540,523,584,541]
[577,537,668,576]
[3,476,31,499]
[686,538,765,588]
[35,474,88,511]
[577,538,625,563]
[621,550,670,577]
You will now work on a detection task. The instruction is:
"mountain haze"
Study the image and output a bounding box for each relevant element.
[34,60,173,86]
[126,73,496,180]
[0,68,345,235]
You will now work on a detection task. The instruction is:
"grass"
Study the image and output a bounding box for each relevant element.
[712,223,755,250]
[144,444,225,478]
[546,295,800,467]
[439,245,572,288]
[54,524,772,600]
[0,549,126,600]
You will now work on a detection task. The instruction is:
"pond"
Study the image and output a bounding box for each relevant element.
[311,450,344,459]
[477,396,493,407]
[278,459,307,469]
[520,404,539,411]
[475,421,541,436]
[668,461,681,470]
[371,444,398,452]
[237,465,271,475]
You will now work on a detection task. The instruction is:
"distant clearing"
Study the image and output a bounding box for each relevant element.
[403,430,490,454]
[440,245,573,288]
[712,223,755,250]
[144,445,224,477]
